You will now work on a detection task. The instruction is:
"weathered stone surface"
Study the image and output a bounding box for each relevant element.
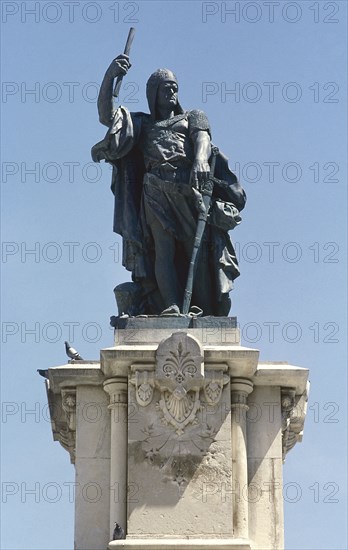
[74,457,110,550]
[127,386,233,537]
[74,386,111,549]
[44,323,309,550]
[108,537,251,550]
[247,387,283,550]
[75,386,110,459]
[127,332,233,537]
[108,540,251,549]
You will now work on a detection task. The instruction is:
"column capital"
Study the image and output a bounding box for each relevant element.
[231,377,253,407]
[103,377,128,406]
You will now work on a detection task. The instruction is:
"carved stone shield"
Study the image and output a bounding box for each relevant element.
[155,332,204,434]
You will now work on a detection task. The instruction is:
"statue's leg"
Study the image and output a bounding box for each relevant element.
[149,217,181,309]
[216,294,231,316]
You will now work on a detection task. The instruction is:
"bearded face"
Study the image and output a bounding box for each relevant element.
[156,81,179,111]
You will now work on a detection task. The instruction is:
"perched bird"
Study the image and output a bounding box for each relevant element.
[65,341,83,361]
[113,522,125,540]
[37,369,49,378]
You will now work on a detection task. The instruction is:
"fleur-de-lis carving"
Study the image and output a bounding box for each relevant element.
[163,341,197,384]
[156,333,203,434]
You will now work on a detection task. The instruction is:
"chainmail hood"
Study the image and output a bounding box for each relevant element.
[146,68,184,119]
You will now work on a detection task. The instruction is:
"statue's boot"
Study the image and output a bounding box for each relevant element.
[188,305,203,317]
[160,304,181,316]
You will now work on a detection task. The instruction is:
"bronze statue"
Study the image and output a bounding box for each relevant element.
[92,53,246,317]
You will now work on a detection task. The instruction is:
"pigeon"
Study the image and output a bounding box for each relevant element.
[112,522,125,540]
[65,341,83,361]
[37,369,49,378]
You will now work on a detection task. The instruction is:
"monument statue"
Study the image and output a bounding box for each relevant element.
[41,33,309,550]
[92,50,246,317]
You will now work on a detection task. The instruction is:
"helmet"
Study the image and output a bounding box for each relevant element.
[146,68,184,119]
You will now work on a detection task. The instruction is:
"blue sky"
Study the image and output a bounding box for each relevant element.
[1,1,347,549]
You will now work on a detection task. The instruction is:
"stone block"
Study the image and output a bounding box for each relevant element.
[74,457,110,550]
[247,386,284,550]
[76,386,110,459]
[112,316,240,346]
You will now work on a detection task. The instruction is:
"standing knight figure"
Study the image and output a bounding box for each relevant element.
[92,54,246,317]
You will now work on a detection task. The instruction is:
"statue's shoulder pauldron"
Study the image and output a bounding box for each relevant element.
[187,109,211,136]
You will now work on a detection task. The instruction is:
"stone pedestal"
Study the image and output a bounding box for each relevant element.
[45,318,309,550]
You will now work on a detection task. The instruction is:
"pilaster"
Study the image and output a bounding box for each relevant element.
[103,377,128,538]
[230,378,254,539]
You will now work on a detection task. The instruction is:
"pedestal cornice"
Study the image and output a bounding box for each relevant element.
[100,345,260,379]
[45,363,103,464]
[47,362,103,393]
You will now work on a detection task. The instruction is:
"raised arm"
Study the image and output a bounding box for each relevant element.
[97,54,131,127]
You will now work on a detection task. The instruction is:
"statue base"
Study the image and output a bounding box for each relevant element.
[44,317,309,550]
[111,315,239,345]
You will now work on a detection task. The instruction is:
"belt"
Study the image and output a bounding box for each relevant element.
[144,173,193,197]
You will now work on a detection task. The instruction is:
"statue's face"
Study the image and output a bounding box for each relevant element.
[156,80,178,110]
